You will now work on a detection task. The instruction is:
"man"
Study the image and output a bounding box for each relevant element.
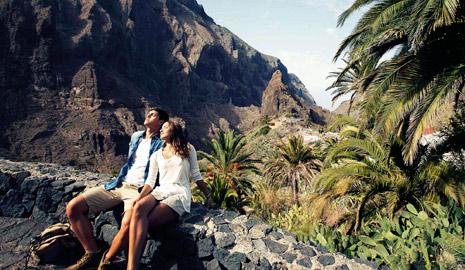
[65,108,169,270]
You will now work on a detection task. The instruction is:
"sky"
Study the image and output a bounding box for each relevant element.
[196,0,361,110]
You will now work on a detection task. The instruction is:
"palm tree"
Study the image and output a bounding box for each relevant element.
[333,0,465,164]
[315,127,409,232]
[327,59,377,117]
[313,125,465,232]
[198,130,260,209]
[264,135,322,205]
[327,114,358,132]
[198,130,260,186]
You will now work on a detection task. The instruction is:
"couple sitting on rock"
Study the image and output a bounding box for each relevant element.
[65,108,214,270]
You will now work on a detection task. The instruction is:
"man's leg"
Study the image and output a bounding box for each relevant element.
[66,187,122,270]
[66,195,98,252]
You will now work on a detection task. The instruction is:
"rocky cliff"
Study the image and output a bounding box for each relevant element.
[0,0,319,172]
[261,71,326,124]
[0,158,375,269]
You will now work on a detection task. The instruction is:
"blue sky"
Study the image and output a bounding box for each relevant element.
[197,0,361,110]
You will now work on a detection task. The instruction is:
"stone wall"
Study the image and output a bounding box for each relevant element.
[0,158,376,269]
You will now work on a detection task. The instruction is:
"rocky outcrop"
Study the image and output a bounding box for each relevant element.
[261,71,305,118]
[0,158,376,269]
[0,0,318,172]
[261,71,326,124]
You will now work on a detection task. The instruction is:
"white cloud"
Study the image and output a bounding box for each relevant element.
[301,0,352,15]
[324,27,339,38]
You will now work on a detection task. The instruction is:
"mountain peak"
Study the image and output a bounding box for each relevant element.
[0,0,318,171]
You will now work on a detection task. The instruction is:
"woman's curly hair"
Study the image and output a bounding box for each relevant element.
[164,118,190,158]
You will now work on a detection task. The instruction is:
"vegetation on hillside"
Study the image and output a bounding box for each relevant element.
[195,0,465,268]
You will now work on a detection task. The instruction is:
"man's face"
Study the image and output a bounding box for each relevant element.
[144,110,163,131]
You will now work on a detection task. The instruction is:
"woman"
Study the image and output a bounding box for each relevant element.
[126,118,213,270]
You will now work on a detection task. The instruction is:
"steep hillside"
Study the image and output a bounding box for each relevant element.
[0,0,319,172]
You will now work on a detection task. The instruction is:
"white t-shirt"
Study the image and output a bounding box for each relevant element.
[146,144,202,213]
[124,138,152,187]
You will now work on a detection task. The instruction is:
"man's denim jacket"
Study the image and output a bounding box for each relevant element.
[104,130,163,190]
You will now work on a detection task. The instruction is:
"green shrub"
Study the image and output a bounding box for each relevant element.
[304,201,465,269]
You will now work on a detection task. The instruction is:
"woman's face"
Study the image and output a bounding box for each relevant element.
[160,122,173,141]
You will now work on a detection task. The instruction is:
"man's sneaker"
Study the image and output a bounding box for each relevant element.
[66,251,101,270]
[97,249,112,270]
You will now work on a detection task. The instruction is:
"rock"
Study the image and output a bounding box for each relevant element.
[184,214,204,225]
[280,252,297,263]
[246,251,261,264]
[263,239,288,254]
[318,255,336,266]
[242,262,259,270]
[231,215,262,230]
[222,210,240,222]
[217,224,232,233]
[94,208,122,233]
[0,173,15,194]
[221,252,247,270]
[197,236,214,258]
[212,215,228,225]
[12,171,31,186]
[296,257,313,268]
[336,264,350,270]
[259,257,272,270]
[244,217,262,230]
[213,248,230,265]
[271,261,288,270]
[34,187,63,214]
[99,224,119,246]
[178,223,200,239]
[299,246,317,257]
[0,190,27,217]
[229,223,245,234]
[20,177,44,194]
[142,239,161,263]
[279,229,297,243]
[64,181,86,194]
[253,239,268,252]
[231,215,248,226]
[231,236,254,254]
[50,179,75,189]
[206,259,221,270]
[269,231,284,240]
[353,257,379,269]
[214,232,236,248]
[315,244,328,254]
[249,224,272,239]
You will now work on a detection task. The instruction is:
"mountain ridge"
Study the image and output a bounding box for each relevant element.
[0,0,320,172]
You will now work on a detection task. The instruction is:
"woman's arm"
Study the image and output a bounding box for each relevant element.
[188,145,215,207]
[195,180,214,208]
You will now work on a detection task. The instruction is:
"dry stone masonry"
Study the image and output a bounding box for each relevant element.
[0,158,376,269]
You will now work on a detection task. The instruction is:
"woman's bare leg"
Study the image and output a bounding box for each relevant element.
[127,195,158,270]
[147,203,178,228]
[103,209,132,261]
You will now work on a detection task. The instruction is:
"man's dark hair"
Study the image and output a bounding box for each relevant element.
[147,107,169,122]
